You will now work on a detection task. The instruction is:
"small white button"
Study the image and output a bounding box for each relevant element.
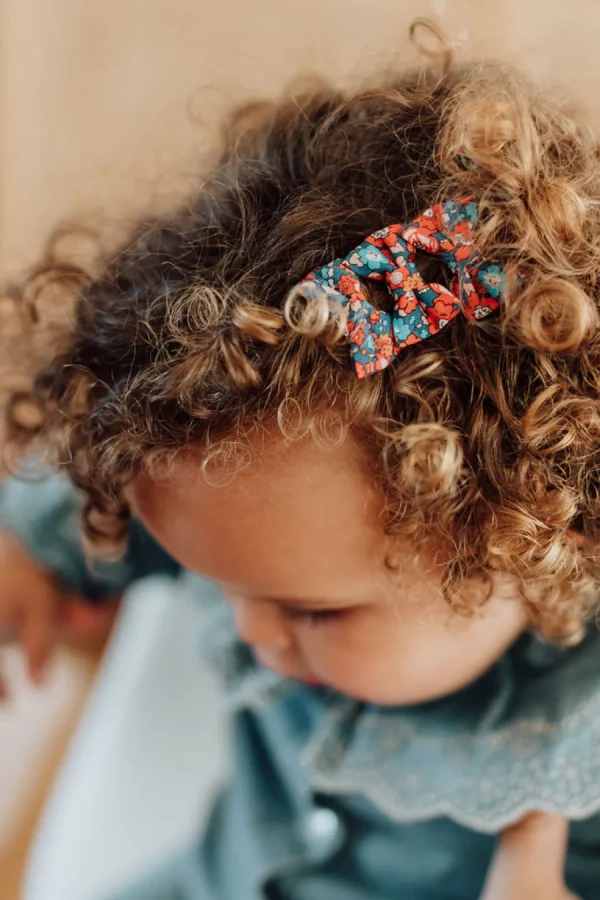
[304,806,345,858]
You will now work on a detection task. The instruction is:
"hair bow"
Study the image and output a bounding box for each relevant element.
[290,197,505,379]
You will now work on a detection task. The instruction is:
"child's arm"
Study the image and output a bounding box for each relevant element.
[481,813,579,900]
[0,472,180,688]
[0,529,90,687]
[0,472,180,601]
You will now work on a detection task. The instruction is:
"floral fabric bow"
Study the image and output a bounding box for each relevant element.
[292,197,505,378]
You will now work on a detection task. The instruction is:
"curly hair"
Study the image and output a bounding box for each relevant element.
[5,43,600,643]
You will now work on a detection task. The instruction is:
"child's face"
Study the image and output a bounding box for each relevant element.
[130,436,525,706]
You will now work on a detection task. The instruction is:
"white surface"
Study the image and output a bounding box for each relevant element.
[24,578,226,900]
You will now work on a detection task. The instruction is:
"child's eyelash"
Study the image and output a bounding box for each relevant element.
[286,608,342,627]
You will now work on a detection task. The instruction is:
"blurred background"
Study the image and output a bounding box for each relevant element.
[0,1,599,898]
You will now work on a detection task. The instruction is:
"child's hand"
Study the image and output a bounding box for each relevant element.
[0,530,120,696]
[0,530,63,692]
[481,812,579,900]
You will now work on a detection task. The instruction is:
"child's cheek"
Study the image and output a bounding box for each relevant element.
[294,615,342,661]
[296,612,373,678]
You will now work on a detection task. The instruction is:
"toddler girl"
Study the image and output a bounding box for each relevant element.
[2,32,600,899]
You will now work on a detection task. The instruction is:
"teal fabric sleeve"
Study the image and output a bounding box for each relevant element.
[0,473,180,600]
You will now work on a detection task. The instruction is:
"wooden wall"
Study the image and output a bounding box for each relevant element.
[1,0,598,276]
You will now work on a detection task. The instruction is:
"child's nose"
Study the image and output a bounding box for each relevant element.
[231,597,292,650]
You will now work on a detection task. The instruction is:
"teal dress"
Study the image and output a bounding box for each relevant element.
[3,474,600,899]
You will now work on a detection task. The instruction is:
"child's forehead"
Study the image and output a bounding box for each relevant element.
[128,434,390,592]
[133,434,380,527]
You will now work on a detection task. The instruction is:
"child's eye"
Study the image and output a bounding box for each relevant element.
[286,607,343,627]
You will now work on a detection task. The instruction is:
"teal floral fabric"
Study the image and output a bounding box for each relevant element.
[293,197,504,378]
